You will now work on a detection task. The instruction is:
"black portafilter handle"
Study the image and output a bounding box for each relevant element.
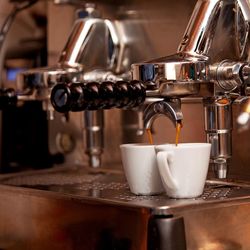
[0,88,17,109]
[50,80,146,113]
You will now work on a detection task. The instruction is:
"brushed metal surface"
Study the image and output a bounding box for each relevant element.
[1,166,250,212]
[0,184,149,250]
[1,167,250,249]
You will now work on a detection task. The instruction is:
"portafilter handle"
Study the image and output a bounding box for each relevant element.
[50,80,146,113]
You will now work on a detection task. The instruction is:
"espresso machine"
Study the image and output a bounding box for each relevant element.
[51,0,250,181]
[2,0,250,249]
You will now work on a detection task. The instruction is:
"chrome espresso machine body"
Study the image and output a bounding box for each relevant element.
[132,0,250,179]
[2,0,250,250]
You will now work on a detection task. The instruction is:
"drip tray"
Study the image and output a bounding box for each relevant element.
[1,166,250,212]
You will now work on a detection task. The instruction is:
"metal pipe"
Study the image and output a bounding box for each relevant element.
[82,110,104,168]
[178,0,222,56]
[204,96,232,178]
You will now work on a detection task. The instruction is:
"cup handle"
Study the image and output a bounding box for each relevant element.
[156,151,178,190]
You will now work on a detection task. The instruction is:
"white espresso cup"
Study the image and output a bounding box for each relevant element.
[120,143,164,195]
[155,143,211,198]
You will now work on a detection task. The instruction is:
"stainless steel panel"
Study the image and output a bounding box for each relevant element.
[1,167,250,249]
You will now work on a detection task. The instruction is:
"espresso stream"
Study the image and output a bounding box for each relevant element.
[175,121,182,146]
[146,128,154,145]
[146,122,182,146]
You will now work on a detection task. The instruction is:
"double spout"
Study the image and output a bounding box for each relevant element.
[143,98,183,132]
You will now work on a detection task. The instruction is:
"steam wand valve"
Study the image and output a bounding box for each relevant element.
[204,96,232,179]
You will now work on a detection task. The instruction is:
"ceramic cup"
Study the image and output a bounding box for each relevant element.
[155,143,211,198]
[120,143,164,195]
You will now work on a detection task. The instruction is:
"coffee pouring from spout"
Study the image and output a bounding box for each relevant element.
[143,98,183,132]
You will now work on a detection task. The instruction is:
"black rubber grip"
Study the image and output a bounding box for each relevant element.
[50,80,146,113]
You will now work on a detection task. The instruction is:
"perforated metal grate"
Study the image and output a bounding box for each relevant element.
[1,169,250,205]
[0,173,103,186]
[114,192,166,202]
[75,182,129,191]
[201,187,235,200]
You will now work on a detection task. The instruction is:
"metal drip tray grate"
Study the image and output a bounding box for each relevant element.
[201,185,237,200]
[0,168,105,187]
[1,168,250,209]
[0,172,104,186]
[114,191,166,202]
[72,182,129,191]
[112,184,247,202]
